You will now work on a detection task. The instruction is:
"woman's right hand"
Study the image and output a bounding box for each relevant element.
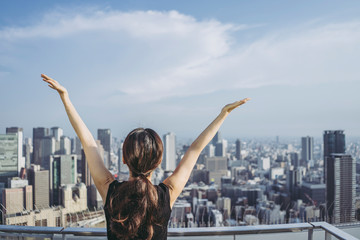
[221,98,250,114]
[41,74,68,95]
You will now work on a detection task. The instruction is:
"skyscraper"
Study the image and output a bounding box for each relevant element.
[162,132,176,171]
[60,136,71,155]
[212,131,222,145]
[301,136,314,163]
[0,133,21,185]
[235,139,241,160]
[6,128,24,173]
[71,137,82,156]
[32,127,49,165]
[215,139,227,157]
[97,129,112,168]
[49,154,77,205]
[23,138,33,169]
[323,130,345,159]
[28,164,49,209]
[323,130,345,182]
[325,154,355,223]
[117,141,129,174]
[50,127,63,142]
[40,136,55,170]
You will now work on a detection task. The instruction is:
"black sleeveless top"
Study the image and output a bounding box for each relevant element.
[104,180,172,240]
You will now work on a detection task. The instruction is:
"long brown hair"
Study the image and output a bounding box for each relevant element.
[108,128,163,240]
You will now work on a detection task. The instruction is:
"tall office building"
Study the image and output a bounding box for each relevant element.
[0,133,21,185]
[2,185,33,214]
[28,165,49,209]
[40,136,55,170]
[290,152,300,169]
[325,154,356,223]
[212,131,221,145]
[6,127,25,173]
[205,156,228,186]
[215,139,227,157]
[50,127,63,142]
[235,139,241,160]
[81,149,93,187]
[301,136,314,163]
[60,136,71,155]
[323,130,345,182]
[23,138,33,169]
[98,129,112,168]
[71,137,82,156]
[32,127,49,165]
[205,144,215,158]
[117,141,129,174]
[323,130,345,158]
[162,132,176,171]
[49,154,77,205]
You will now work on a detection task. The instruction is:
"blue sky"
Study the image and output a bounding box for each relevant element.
[1,1,360,141]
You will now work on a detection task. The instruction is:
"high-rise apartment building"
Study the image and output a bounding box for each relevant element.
[162,132,176,171]
[97,129,111,168]
[27,165,49,209]
[32,127,49,165]
[325,154,356,223]
[301,136,314,163]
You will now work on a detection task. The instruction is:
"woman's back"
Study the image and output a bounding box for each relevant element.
[104,180,172,240]
[41,73,249,240]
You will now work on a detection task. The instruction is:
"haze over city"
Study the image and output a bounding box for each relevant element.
[0,0,359,139]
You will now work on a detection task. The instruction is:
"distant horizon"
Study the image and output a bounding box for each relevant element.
[2,125,360,145]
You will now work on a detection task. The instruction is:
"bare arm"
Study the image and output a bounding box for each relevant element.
[163,98,250,207]
[42,74,114,201]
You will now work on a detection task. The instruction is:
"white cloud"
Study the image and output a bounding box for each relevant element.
[1,9,359,104]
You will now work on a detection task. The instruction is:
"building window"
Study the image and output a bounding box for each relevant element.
[41,219,47,227]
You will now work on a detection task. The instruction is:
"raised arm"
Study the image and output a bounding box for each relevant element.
[41,74,114,201]
[163,98,250,207]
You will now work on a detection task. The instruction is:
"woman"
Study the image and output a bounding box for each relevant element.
[41,74,250,239]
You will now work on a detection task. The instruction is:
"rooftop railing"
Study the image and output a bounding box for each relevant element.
[0,222,359,240]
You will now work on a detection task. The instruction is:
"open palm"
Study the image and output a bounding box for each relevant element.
[222,98,250,113]
[41,74,67,94]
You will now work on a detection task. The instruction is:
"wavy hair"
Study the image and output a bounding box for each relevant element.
[108,128,163,240]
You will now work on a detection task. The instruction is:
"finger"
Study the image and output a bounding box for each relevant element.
[48,84,55,89]
[41,74,50,79]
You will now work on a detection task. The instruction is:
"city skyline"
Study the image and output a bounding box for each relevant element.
[1,121,359,227]
[1,1,360,138]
